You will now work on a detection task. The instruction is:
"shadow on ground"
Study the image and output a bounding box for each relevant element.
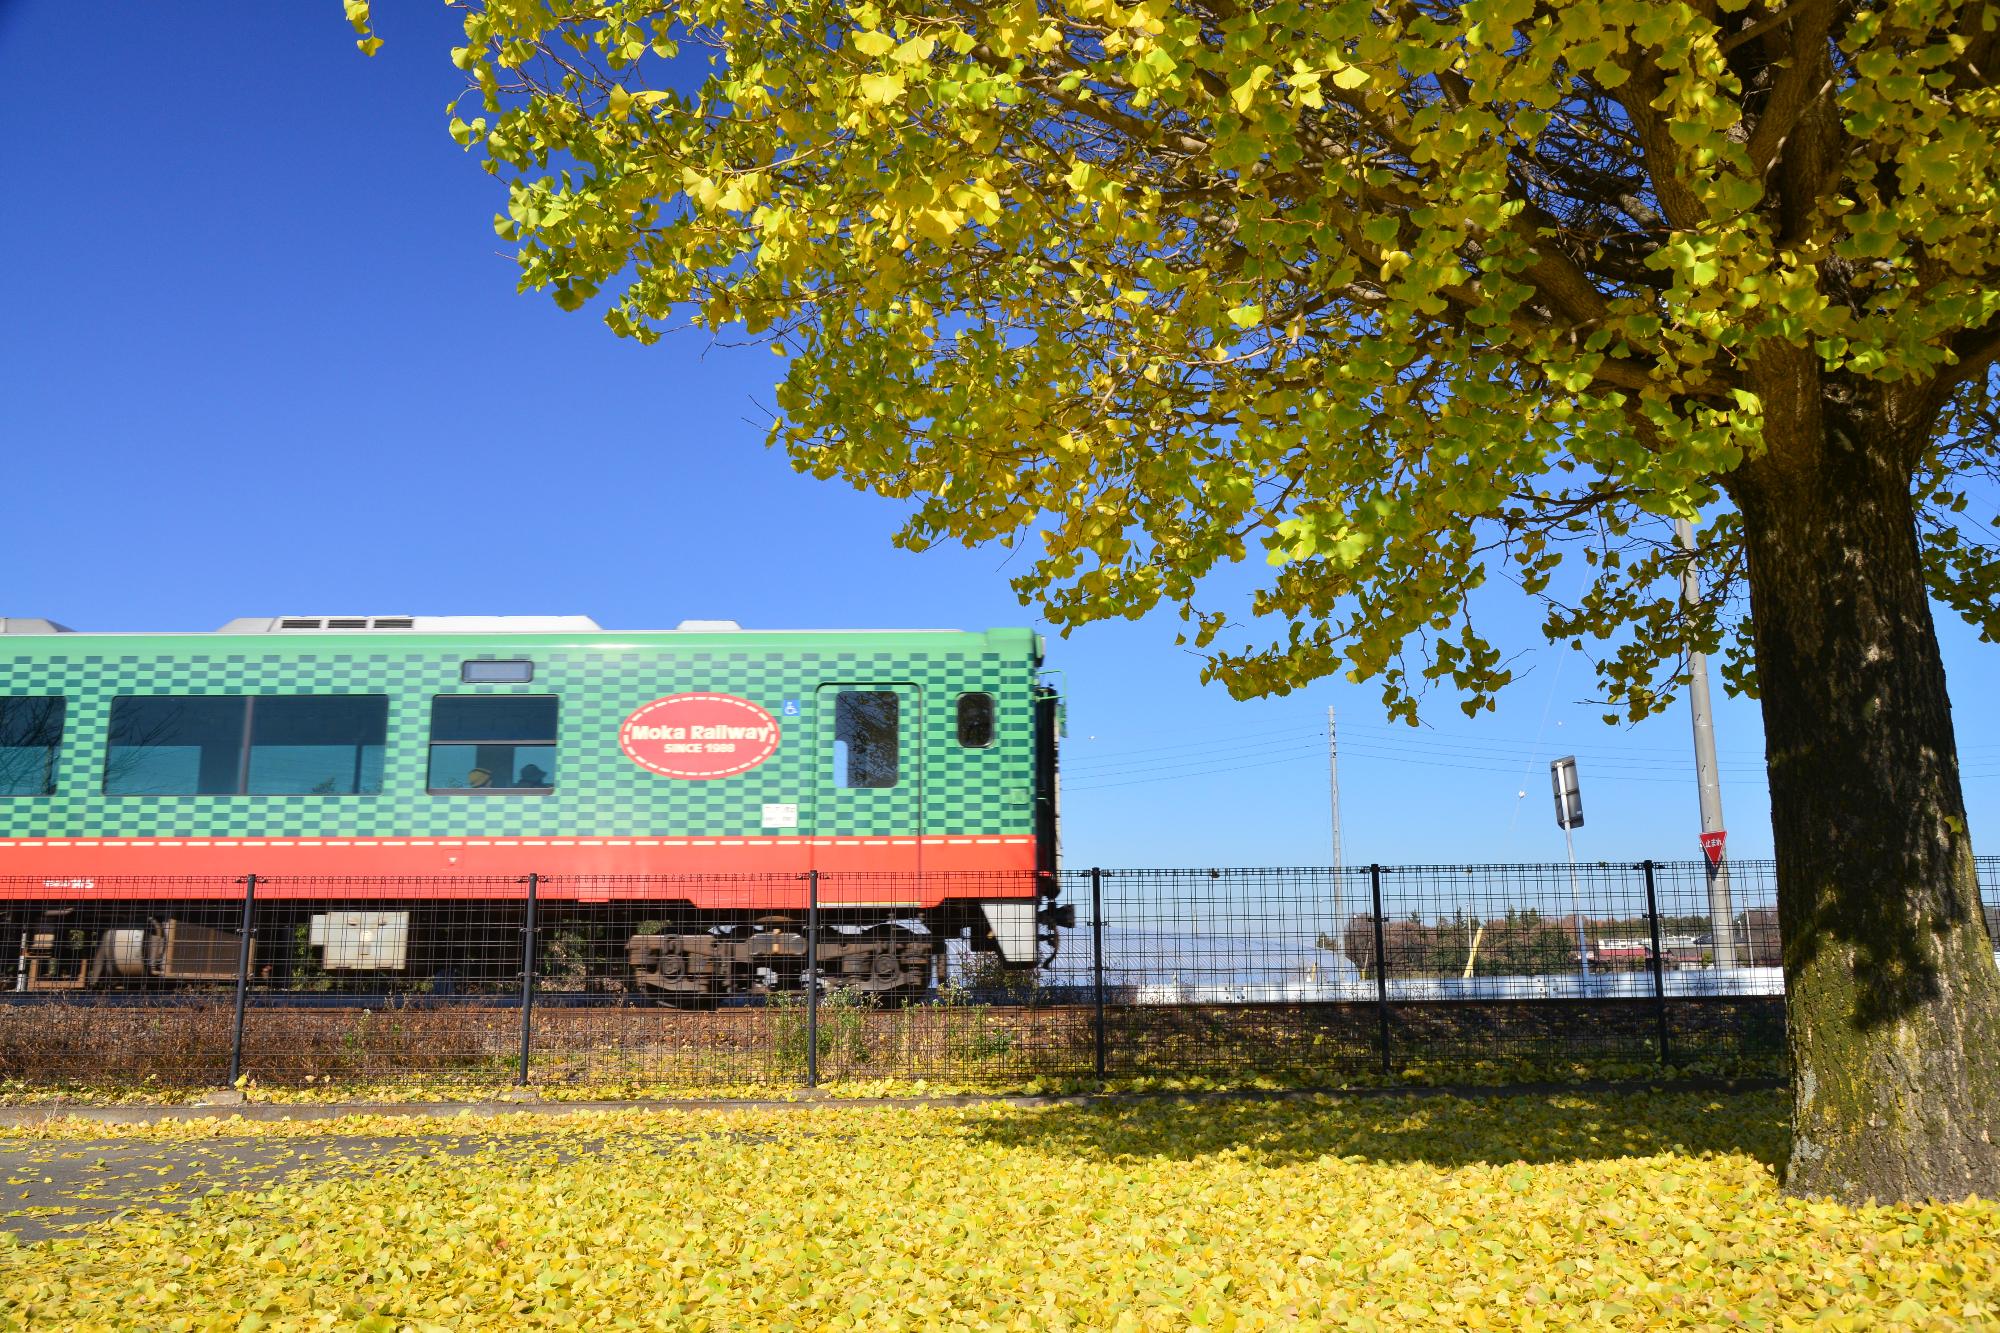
[971,1089,1791,1172]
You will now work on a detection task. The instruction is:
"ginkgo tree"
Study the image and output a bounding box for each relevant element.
[363,0,2000,1203]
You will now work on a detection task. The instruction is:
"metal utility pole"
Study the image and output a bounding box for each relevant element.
[1677,518,1739,968]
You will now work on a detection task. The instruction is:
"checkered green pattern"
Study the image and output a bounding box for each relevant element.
[0,630,1042,839]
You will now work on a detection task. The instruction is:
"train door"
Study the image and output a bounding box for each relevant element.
[811,683,922,873]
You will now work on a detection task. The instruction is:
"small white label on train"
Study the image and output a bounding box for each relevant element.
[762,803,799,829]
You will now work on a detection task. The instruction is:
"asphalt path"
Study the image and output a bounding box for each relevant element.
[0,1133,609,1244]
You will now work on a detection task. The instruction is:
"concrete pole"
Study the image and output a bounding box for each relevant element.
[1677,517,1740,968]
[1328,705,1344,926]
[1328,706,1344,875]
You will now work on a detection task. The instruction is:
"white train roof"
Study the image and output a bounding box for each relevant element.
[2,617,984,636]
[217,616,610,634]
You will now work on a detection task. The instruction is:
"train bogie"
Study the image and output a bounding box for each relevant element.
[627,923,932,1001]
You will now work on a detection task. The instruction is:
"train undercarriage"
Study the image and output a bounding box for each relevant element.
[8,897,1067,1004]
[625,921,935,1002]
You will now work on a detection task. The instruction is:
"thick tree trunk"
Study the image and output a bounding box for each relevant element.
[1734,406,2000,1205]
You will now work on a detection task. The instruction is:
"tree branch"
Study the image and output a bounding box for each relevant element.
[1721,0,1837,55]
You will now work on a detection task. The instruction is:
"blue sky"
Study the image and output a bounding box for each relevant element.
[4,3,1997,869]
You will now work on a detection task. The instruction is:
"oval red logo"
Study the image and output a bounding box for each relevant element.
[619,694,782,779]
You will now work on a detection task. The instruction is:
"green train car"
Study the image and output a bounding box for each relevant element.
[0,615,1064,999]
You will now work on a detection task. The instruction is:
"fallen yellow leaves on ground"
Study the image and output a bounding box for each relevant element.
[1,1091,1993,1330]
[0,1047,1787,1111]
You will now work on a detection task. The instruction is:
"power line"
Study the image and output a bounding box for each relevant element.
[1335,735,1767,775]
[1065,720,1325,757]
[1066,727,1769,786]
[1062,725,1329,773]
[1066,740,1327,784]
[1072,721,1769,773]
[1062,718,1996,789]
[1338,717,1697,752]
[1064,740,1779,794]
[1341,715,2000,758]
[1338,718,1771,763]
[1067,735,1329,777]
[1328,747,1770,787]
[1065,750,1327,792]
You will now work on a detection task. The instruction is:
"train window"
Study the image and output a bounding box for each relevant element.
[106,696,389,796]
[246,696,387,795]
[832,690,899,788]
[428,695,557,792]
[955,693,995,748]
[105,696,248,794]
[461,660,535,684]
[0,696,65,796]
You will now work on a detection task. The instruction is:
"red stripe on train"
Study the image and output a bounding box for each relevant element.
[0,836,1039,904]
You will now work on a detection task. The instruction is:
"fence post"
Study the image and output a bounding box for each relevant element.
[517,872,539,1086]
[805,869,820,1089]
[1370,864,1391,1076]
[1641,860,1670,1065]
[1090,867,1107,1083]
[226,873,257,1087]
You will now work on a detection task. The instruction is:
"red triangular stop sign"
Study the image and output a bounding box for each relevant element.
[1699,830,1728,866]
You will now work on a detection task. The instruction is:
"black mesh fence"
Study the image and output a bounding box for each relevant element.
[0,858,1993,1093]
[525,873,810,1089]
[0,876,245,1088]
[235,876,532,1088]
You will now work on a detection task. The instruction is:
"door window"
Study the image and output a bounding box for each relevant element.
[831,690,899,788]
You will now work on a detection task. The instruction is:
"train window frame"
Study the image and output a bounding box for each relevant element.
[0,696,66,797]
[460,660,535,685]
[831,690,900,789]
[103,695,388,797]
[426,695,559,795]
[954,692,996,749]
